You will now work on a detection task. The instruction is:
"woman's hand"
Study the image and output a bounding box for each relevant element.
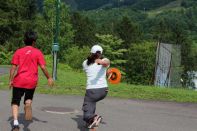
[95,59,103,64]
[95,58,110,67]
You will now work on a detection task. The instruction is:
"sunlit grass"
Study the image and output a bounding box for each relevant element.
[1,64,197,103]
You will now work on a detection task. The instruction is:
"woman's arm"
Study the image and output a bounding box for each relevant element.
[95,58,110,67]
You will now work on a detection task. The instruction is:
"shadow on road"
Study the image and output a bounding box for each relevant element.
[72,115,107,131]
[8,113,47,131]
[72,115,89,131]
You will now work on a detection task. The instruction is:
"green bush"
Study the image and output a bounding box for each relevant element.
[125,42,156,85]
[63,46,90,70]
[0,47,13,65]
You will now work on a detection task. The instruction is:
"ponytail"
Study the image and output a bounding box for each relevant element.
[87,51,102,66]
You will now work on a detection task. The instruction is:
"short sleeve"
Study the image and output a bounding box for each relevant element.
[11,50,19,65]
[38,51,46,66]
[82,60,87,71]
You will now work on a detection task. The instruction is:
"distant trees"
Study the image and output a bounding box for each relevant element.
[36,0,74,58]
[133,0,176,10]
[115,17,142,48]
[75,0,110,10]
[0,0,38,51]
[71,12,96,47]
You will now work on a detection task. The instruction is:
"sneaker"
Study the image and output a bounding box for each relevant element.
[87,115,101,129]
[24,105,32,121]
[12,125,20,131]
[95,116,102,127]
[87,116,97,129]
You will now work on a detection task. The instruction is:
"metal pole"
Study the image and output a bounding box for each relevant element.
[52,0,60,80]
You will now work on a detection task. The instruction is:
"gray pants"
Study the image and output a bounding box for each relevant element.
[82,87,108,123]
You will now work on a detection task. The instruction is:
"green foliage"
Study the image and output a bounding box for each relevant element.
[35,0,74,56]
[95,34,127,68]
[74,0,111,10]
[133,0,176,10]
[190,42,197,70]
[115,16,142,48]
[63,46,90,70]
[125,42,156,85]
[181,0,197,8]
[151,14,189,44]
[0,0,38,51]
[0,46,13,65]
[83,8,147,34]
[61,0,182,11]
[71,12,96,47]
[44,55,53,67]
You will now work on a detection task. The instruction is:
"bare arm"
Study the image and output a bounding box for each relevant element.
[40,65,54,87]
[9,65,17,89]
[95,58,110,67]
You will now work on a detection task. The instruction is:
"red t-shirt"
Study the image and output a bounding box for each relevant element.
[11,46,46,89]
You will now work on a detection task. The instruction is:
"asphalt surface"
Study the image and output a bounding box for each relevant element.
[0,90,197,131]
[0,67,9,75]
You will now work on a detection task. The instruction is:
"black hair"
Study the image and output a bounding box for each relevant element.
[87,51,103,66]
[24,31,37,45]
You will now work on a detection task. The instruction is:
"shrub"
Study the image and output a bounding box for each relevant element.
[63,46,90,70]
[0,46,13,65]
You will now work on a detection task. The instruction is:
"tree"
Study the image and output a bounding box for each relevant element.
[125,42,156,85]
[63,46,90,69]
[35,0,74,59]
[0,0,38,51]
[115,16,142,48]
[152,17,171,43]
[71,12,96,47]
[95,34,127,70]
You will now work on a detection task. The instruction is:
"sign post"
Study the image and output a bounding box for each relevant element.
[52,0,60,80]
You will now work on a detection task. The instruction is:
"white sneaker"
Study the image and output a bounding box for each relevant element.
[95,116,102,127]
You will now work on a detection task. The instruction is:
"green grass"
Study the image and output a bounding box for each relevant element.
[0,64,197,103]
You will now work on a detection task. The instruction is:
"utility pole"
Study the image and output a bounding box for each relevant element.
[52,0,60,80]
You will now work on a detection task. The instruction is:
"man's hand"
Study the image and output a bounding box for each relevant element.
[40,65,54,87]
[48,77,54,87]
[9,65,17,90]
[9,81,13,89]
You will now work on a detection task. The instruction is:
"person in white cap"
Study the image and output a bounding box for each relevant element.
[82,45,110,129]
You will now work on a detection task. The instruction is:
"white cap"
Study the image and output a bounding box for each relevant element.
[90,45,103,54]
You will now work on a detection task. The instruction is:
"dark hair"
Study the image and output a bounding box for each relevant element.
[24,31,37,45]
[87,51,103,66]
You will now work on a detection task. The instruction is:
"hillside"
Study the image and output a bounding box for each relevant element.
[37,0,178,11]
[82,0,197,25]
[36,0,197,12]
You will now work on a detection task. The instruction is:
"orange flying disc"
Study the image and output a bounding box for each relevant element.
[107,68,121,84]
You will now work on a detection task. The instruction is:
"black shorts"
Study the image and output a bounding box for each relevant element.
[11,87,35,106]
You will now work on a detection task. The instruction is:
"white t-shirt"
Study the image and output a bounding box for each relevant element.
[82,59,109,89]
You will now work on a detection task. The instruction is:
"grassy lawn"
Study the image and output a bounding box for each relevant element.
[0,64,197,103]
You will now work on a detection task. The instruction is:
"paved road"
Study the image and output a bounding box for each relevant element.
[0,90,197,131]
[0,67,9,75]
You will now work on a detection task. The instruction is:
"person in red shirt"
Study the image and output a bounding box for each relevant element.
[9,31,53,131]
